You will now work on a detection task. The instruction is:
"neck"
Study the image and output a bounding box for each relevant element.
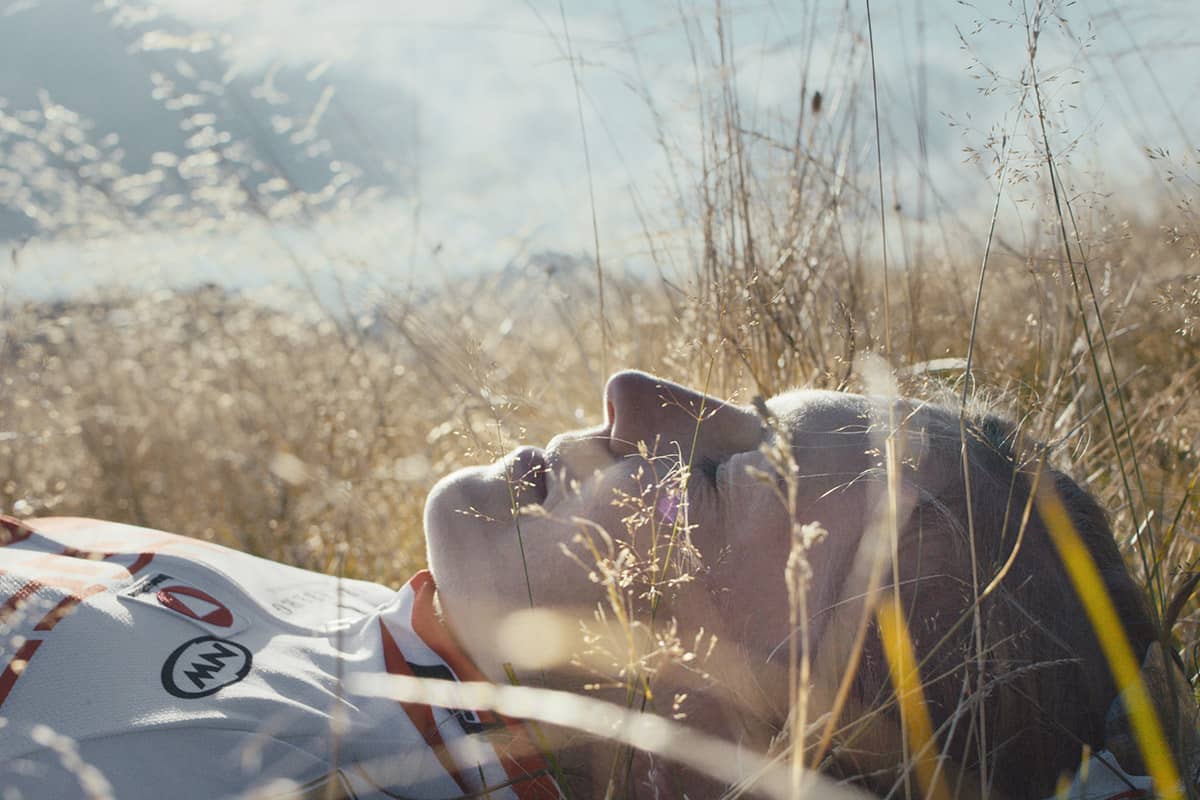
[427,584,784,797]
[561,664,783,799]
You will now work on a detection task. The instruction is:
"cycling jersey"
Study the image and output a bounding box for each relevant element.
[0,515,562,800]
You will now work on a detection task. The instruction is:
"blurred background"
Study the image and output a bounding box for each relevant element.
[1,0,1197,629]
[2,1,1196,297]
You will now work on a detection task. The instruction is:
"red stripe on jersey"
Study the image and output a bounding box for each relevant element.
[378,618,473,796]
[0,638,42,708]
[33,585,106,631]
[0,516,34,547]
[0,580,50,625]
[120,552,155,576]
[408,570,561,800]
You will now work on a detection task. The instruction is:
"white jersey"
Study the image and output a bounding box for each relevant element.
[0,516,562,800]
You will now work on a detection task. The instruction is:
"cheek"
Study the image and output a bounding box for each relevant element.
[556,462,656,539]
[703,489,793,653]
[720,551,791,659]
[518,518,602,609]
[428,511,598,676]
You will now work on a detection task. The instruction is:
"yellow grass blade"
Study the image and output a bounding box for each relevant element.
[1035,480,1183,800]
[875,591,952,800]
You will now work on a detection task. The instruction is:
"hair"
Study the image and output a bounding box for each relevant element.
[834,406,1156,798]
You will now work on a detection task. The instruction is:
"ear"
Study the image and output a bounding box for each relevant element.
[1105,642,1199,782]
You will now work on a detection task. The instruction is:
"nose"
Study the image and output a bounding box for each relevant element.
[604,370,764,461]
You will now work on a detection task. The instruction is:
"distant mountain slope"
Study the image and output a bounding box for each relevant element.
[0,0,414,240]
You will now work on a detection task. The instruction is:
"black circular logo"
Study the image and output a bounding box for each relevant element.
[161,635,252,699]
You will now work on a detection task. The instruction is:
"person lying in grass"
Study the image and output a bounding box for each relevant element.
[0,370,1193,799]
[426,370,1197,799]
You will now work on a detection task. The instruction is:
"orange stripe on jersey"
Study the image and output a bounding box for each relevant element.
[0,568,92,593]
[0,638,42,708]
[377,618,473,796]
[18,550,119,579]
[0,564,103,627]
[0,519,161,584]
[0,552,129,633]
[30,545,155,578]
[24,517,227,563]
[408,570,562,800]
[27,517,225,552]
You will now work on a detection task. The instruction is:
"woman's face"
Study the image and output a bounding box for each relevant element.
[424,371,907,697]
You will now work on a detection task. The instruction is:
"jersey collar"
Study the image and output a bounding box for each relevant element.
[387,570,564,799]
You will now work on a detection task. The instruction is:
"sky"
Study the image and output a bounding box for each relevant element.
[1,0,1197,303]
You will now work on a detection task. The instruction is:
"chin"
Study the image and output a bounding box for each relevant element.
[421,467,483,588]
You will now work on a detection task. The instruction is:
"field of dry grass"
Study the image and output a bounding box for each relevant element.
[2,1,1199,797]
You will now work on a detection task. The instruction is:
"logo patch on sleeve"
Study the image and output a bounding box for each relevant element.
[162,635,252,698]
[119,573,249,635]
[156,585,234,627]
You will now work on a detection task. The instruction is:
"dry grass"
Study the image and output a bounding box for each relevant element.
[1,1,1199,797]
